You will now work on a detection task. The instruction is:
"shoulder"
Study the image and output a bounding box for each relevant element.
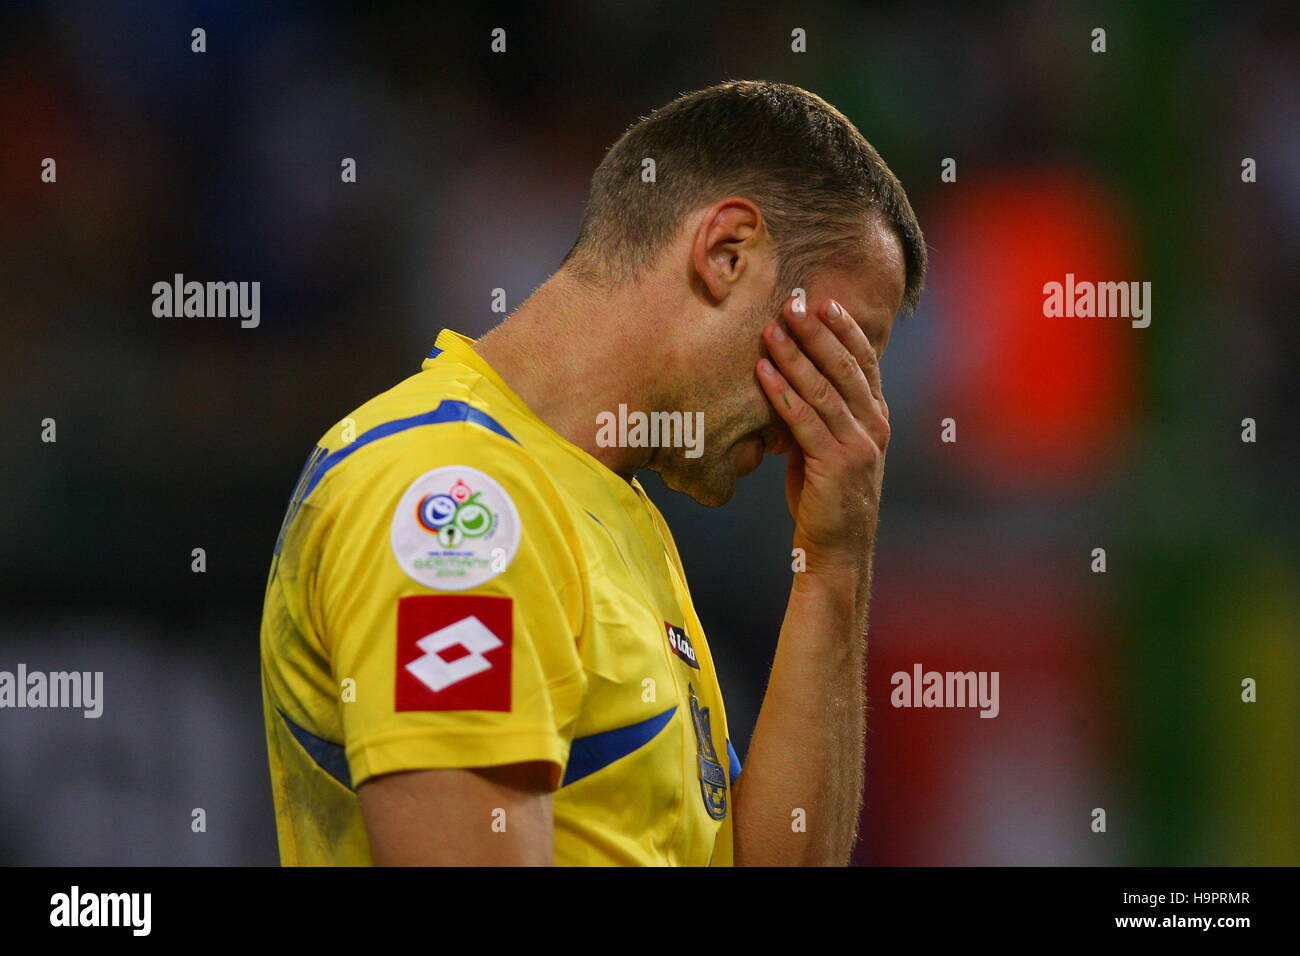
[307,391,583,589]
[309,387,558,515]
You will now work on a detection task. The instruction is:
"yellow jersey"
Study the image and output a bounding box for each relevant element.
[259,328,741,865]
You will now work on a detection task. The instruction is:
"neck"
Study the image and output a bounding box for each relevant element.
[472,270,664,480]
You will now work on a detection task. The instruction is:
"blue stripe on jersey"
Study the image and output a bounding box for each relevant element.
[273,443,329,557]
[427,345,443,359]
[300,400,518,501]
[726,738,743,786]
[561,706,677,787]
[279,710,353,791]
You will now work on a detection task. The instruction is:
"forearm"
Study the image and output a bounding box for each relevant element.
[732,559,871,866]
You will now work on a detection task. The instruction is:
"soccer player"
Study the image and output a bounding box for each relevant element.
[259,79,926,866]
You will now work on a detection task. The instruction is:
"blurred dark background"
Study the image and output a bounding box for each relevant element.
[1,1,1296,865]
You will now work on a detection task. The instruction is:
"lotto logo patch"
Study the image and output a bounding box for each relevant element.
[665,622,700,669]
[395,595,512,712]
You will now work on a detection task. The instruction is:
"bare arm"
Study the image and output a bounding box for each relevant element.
[733,295,887,866]
[358,761,555,865]
[733,567,869,865]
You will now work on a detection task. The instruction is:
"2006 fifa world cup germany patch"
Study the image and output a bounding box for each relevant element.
[390,465,521,591]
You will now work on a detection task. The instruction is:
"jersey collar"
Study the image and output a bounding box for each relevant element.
[421,327,659,518]
[422,329,523,406]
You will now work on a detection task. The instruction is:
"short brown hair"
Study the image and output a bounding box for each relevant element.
[561,79,927,314]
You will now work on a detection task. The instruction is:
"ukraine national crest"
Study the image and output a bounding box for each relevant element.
[688,683,728,820]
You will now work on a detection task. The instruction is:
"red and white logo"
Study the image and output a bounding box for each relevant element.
[395,595,512,711]
[665,622,700,669]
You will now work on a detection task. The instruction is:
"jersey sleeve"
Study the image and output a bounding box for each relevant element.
[312,421,588,792]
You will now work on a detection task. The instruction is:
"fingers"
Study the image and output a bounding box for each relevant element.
[784,297,876,423]
[756,354,836,457]
[762,314,861,446]
[817,299,888,421]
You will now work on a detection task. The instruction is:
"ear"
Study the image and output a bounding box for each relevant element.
[691,197,764,304]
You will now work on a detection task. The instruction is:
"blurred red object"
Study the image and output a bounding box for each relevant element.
[931,170,1140,490]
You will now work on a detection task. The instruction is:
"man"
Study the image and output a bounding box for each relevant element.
[259,79,926,866]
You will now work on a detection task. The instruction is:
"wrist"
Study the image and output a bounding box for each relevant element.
[790,560,866,597]
[792,536,871,577]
